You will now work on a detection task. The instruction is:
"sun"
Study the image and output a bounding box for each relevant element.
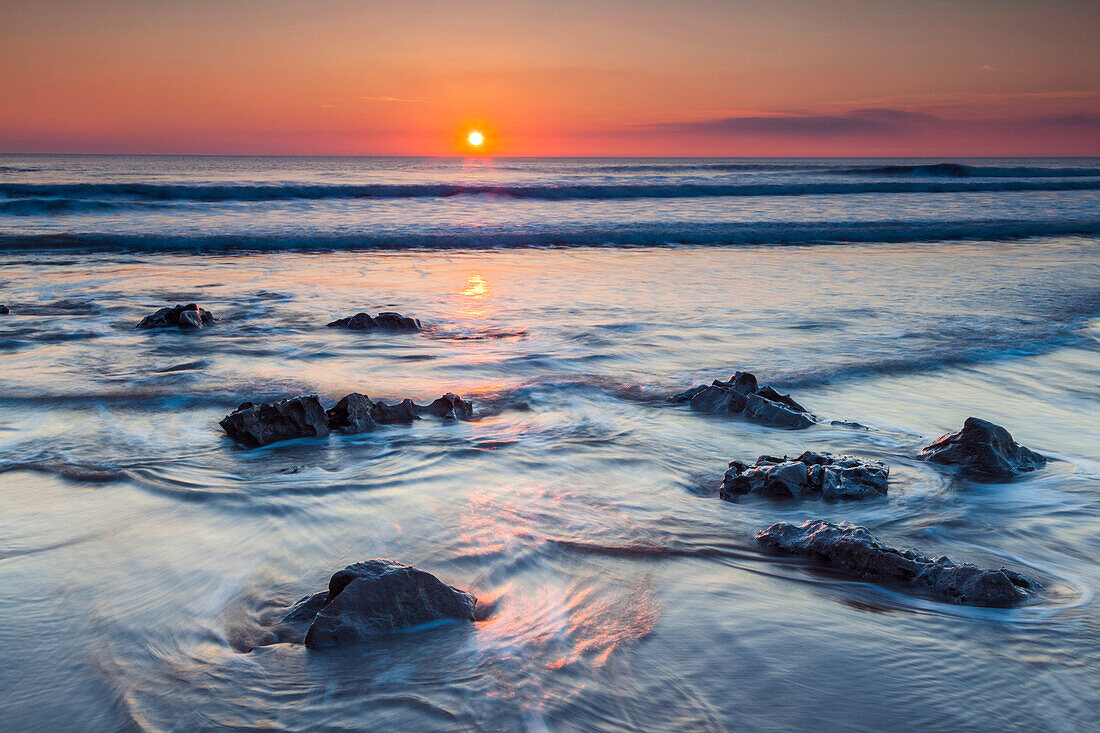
[466,130,485,148]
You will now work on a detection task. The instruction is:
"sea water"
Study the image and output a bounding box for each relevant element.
[0,156,1098,731]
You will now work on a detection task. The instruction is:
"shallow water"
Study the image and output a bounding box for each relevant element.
[1,157,1099,732]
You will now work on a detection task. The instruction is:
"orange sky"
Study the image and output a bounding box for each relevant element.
[1,0,1098,156]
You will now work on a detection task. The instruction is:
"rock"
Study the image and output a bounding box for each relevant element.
[743,392,814,430]
[219,396,330,447]
[280,559,477,648]
[756,519,1038,606]
[325,393,378,433]
[136,303,214,329]
[365,394,473,424]
[755,385,806,413]
[374,312,422,330]
[722,451,888,501]
[224,392,474,446]
[371,398,421,424]
[671,370,814,429]
[327,311,422,331]
[423,393,474,420]
[919,417,1046,479]
[0,305,8,314]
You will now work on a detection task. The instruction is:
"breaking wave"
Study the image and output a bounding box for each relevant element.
[3,219,1099,251]
[833,162,1100,178]
[2,177,1100,209]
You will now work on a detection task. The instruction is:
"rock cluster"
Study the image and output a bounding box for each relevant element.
[281,559,477,649]
[136,303,215,330]
[920,417,1046,479]
[756,519,1038,606]
[671,371,813,429]
[326,391,473,432]
[219,396,330,448]
[220,392,473,447]
[327,312,421,331]
[721,451,888,501]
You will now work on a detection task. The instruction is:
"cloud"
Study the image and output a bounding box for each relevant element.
[359,95,430,103]
[648,107,1100,138]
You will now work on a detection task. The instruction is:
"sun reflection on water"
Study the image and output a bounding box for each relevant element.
[463,274,490,298]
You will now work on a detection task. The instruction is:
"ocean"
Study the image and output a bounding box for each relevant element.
[1,155,1098,731]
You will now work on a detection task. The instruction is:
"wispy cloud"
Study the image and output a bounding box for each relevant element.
[647,107,1100,138]
[651,108,942,137]
[359,95,431,103]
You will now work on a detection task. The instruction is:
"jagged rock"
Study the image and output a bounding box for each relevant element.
[327,311,421,331]
[325,393,378,433]
[224,392,474,446]
[362,394,472,424]
[756,519,1038,607]
[136,303,214,329]
[0,305,8,314]
[423,392,474,420]
[219,396,330,447]
[722,451,888,500]
[920,417,1046,479]
[671,371,813,429]
[280,559,477,648]
[372,398,421,424]
[743,392,813,429]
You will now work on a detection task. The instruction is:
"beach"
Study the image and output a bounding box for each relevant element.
[1,156,1099,730]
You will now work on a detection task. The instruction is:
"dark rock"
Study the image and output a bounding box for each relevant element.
[919,417,1046,479]
[756,519,1039,606]
[671,384,707,402]
[327,311,421,331]
[743,392,814,429]
[690,383,748,413]
[374,312,422,330]
[136,303,214,330]
[219,396,330,447]
[0,305,8,314]
[423,392,474,420]
[755,385,806,413]
[327,312,375,329]
[721,451,888,501]
[371,398,421,424]
[325,393,378,433]
[671,370,814,429]
[280,559,477,648]
[225,392,474,446]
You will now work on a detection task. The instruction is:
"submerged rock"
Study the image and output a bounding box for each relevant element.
[671,371,813,429]
[219,396,330,447]
[920,417,1046,479]
[327,311,422,331]
[721,451,888,501]
[223,392,474,446]
[756,519,1038,606]
[281,559,477,648]
[136,303,215,329]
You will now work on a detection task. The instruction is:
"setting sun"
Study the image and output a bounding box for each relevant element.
[466,130,484,147]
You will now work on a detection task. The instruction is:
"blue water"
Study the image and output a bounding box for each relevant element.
[1,156,1098,731]
[1,156,1099,248]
